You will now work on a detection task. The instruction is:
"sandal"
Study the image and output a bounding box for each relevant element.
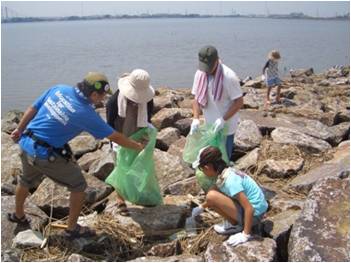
[7,212,31,224]
[116,202,130,216]
[64,224,96,240]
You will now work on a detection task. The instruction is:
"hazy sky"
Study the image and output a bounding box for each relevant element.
[2,1,350,18]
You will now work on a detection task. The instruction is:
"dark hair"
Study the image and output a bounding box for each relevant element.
[77,80,107,97]
[199,146,228,174]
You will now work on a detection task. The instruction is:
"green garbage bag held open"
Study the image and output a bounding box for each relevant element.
[183,124,229,192]
[105,127,163,206]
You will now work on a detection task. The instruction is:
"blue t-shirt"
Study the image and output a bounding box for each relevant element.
[19,85,114,158]
[218,168,268,216]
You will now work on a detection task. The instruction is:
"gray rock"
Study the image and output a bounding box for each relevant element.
[105,196,188,238]
[271,127,332,152]
[234,120,262,152]
[234,148,260,172]
[154,149,194,191]
[68,134,99,158]
[87,144,115,181]
[1,132,22,184]
[1,196,47,251]
[177,98,193,109]
[146,241,180,257]
[156,127,181,151]
[1,249,22,262]
[288,142,349,194]
[167,137,186,159]
[263,210,301,261]
[204,237,277,262]
[243,79,263,89]
[328,122,350,146]
[165,176,201,196]
[78,149,104,172]
[153,96,178,114]
[173,118,192,136]
[1,110,23,134]
[29,174,113,218]
[67,253,93,262]
[129,255,203,262]
[290,68,314,77]
[12,229,44,248]
[243,92,264,109]
[259,158,304,178]
[288,176,350,262]
[151,108,192,130]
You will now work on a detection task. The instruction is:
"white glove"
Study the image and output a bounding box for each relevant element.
[189,119,200,135]
[191,205,204,217]
[214,117,225,133]
[261,74,265,81]
[147,122,156,129]
[225,232,251,247]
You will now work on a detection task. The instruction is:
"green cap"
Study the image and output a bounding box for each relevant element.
[84,72,112,94]
[198,45,218,73]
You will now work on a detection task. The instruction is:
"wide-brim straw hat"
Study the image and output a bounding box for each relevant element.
[269,50,281,60]
[118,69,155,103]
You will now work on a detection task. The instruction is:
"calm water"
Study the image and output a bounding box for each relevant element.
[1,18,349,115]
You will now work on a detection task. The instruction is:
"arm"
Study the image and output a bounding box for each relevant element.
[107,131,143,151]
[106,92,118,129]
[235,191,254,235]
[147,99,154,122]
[223,96,243,121]
[262,60,269,75]
[192,99,201,119]
[10,106,38,142]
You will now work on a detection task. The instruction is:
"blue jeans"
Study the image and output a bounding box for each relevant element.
[226,134,234,160]
[266,77,281,87]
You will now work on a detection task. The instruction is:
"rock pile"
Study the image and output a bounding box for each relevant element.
[1,66,349,261]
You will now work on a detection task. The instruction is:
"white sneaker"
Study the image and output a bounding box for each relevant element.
[214,220,243,235]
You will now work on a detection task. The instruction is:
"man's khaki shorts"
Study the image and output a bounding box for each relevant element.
[18,150,87,192]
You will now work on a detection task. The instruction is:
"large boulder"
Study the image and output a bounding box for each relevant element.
[271,127,332,152]
[153,96,178,114]
[173,118,192,136]
[164,176,201,196]
[151,108,192,130]
[105,195,189,238]
[234,148,259,172]
[290,68,314,77]
[29,173,113,218]
[156,127,181,151]
[204,237,277,261]
[328,122,350,146]
[234,120,263,152]
[154,149,194,191]
[1,132,22,184]
[1,110,23,134]
[288,176,350,261]
[167,137,186,159]
[1,196,47,251]
[129,255,203,262]
[288,142,349,194]
[259,158,304,179]
[68,133,100,159]
[87,144,115,181]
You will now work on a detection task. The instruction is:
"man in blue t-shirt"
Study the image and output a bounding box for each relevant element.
[9,72,144,239]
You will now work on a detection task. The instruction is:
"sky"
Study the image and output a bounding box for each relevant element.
[1,1,350,18]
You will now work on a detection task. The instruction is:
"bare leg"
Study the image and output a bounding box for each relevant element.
[264,86,272,110]
[15,184,30,218]
[276,85,281,103]
[67,191,85,231]
[206,190,239,225]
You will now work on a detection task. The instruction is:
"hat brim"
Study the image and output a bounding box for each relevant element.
[118,77,155,103]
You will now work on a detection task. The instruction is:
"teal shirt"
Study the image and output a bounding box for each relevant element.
[218,168,268,216]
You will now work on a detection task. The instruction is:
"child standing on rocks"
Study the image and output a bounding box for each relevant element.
[262,50,282,109]
[191,146,268,246]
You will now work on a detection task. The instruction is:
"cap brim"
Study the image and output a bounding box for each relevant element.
[192,159,200,169]
[198,61,211,73]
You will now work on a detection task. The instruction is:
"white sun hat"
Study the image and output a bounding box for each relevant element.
[118,69,155,103]
[192,146,210,169]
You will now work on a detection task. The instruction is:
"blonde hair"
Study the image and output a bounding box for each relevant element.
[268,50,281,60]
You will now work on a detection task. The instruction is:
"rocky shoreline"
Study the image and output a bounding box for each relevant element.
[1,65,350,261]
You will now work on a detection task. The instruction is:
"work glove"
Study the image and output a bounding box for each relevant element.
[225,231,251,247]
[261,74,265,81]
[191,205,204,217]
[214,117,225,133]
[189,119,200,135]
[147,122,156,130]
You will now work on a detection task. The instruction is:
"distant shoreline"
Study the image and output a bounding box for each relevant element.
[2,13,349,24]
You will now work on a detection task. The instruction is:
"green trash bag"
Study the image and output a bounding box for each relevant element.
[105,127,163,206]
[183,124,229,192]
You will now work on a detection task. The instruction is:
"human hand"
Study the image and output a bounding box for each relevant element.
[147,122,156,130]
[225,232,251,246]
[214,117,225,133]
[10,128,22,142]
[189,119,200,135]
[191,205,204,217]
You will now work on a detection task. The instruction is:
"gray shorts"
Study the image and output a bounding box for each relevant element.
[234,199,263,226]
[18,149,87,192]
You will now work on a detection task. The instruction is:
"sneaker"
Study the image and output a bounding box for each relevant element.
[214,220,243,235]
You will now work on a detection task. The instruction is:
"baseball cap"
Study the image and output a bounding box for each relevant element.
[84,72,112,94]
[198,45,219,73]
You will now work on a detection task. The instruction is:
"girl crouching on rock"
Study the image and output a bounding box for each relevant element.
[191,146,268,246]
